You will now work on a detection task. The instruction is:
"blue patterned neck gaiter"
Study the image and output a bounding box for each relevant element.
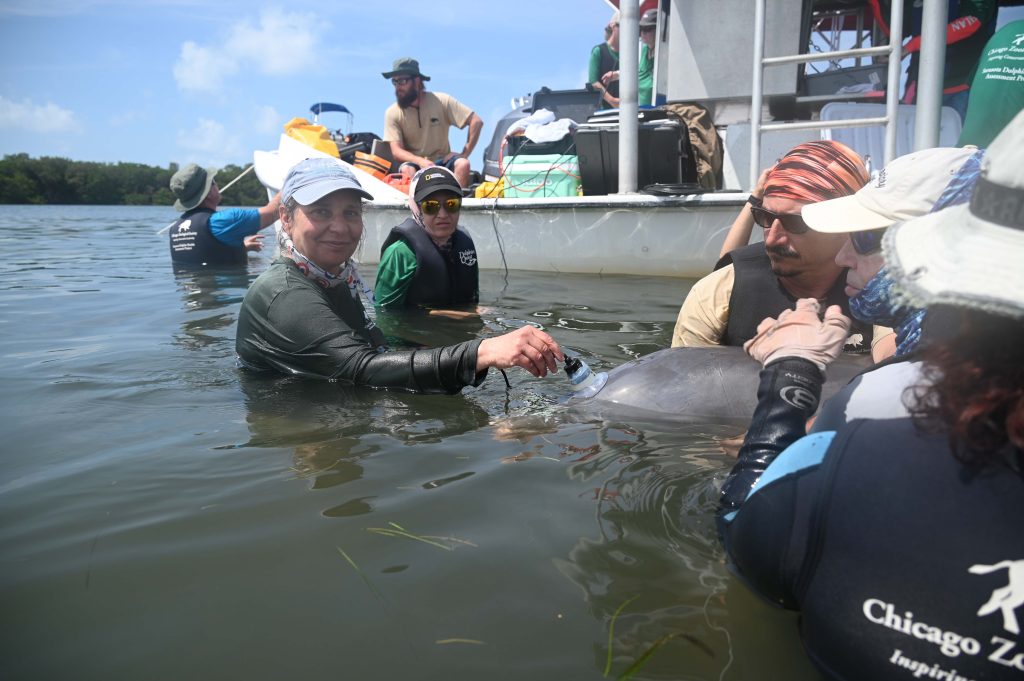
[848,148,984,357]
[849,266,926,356]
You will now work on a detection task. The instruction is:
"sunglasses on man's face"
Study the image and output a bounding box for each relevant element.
[605,23,618,33]
[641,26,656,33]
[391,76,413,86]
[420,197,462,216]
[750,205,811,235]
[850,228,885,256]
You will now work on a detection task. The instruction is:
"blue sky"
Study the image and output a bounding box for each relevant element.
[0,0,619,170]
[2,1,1021,172]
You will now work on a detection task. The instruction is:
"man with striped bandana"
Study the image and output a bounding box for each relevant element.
[671,141,882,355]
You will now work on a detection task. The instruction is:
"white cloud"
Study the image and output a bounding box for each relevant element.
[176,118,242,163]
[226,8,322,75]
[172,8,324,94]
[173,41,238,94]
[0,96,81,133]
[252,105,281,134]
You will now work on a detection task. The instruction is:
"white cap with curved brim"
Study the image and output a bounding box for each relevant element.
[884,110,1024,320]
[801,146,977,233]
[281,157,373,205]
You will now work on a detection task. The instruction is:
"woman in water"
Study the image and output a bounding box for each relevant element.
[374,166,479,310]
[235,157,561,389]
[717,112,1024,680]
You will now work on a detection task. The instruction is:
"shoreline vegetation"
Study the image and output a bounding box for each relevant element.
[0,154,266,206]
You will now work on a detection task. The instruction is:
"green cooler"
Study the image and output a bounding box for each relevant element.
[501,153,581,198]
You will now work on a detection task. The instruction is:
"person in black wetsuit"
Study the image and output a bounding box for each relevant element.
[717,112,1024,680]
[168,163,280,267]
[235,157,562,389]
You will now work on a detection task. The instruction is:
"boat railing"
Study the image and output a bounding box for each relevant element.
[749,0,904,186]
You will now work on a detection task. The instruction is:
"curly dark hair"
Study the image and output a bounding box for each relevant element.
[906,306,1024,468]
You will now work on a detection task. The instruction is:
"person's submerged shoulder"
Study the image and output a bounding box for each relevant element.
[248,258,304,296]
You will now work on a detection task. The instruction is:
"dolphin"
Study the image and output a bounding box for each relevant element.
[569,346,873,424]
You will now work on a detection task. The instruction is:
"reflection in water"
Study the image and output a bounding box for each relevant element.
[238,372,492,511]
[373,305,489,349]
[171,265,255,351]
[549,421,740,679]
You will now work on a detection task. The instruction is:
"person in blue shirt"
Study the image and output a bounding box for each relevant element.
[168,163,280,267]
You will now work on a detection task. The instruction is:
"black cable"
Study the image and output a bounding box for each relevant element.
[499,369,511,389]
[485,136,578,283]
[641,182,706,196]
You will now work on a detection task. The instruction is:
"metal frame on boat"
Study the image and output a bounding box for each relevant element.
[255,0,951,279]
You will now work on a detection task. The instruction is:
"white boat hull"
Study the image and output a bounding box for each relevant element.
[254,136,747,279]
[357,193,745,279]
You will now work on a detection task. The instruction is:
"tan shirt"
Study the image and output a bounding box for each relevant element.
[383,91,474,161]
[671,264,894,351]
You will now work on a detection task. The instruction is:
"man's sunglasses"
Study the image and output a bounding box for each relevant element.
[420,197,462,216]
[850,228,885,256]
[641,26,656,33]
[391,76,413,86]
[750,205,811,234]
[605,24,618,34]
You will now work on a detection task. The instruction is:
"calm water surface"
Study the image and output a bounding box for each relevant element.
[0,205,819,680]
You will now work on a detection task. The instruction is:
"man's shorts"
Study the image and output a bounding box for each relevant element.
[399,155,461,173]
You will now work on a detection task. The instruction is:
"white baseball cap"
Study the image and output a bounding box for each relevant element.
[884,110,1024,320]
[801,146,977,233]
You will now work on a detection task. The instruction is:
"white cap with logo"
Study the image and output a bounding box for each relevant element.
[801,146,977,233]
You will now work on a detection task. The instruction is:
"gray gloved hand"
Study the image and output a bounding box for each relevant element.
[743,298,851,371]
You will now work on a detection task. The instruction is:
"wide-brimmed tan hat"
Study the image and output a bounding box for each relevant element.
[802,146,977,233]
[884,110,1024,320]
[170,163,218,212]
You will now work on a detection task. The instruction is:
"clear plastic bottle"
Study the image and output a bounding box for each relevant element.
[564,356,608,399]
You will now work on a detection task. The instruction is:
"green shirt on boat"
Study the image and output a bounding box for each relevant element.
[638,43,654,106]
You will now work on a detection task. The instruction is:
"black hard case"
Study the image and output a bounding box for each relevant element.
[575,120,696,195]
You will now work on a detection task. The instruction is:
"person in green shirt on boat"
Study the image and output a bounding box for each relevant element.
[589,11,620,109]
[374,166,479,312]
[638,9,657,106]
[599,9,658,107]
[957,20,1024,149]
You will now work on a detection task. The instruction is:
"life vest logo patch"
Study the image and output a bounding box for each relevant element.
[178,220,192,232]
[459,249,477,267]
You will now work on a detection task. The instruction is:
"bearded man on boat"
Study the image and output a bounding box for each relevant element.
[381,57,483,189]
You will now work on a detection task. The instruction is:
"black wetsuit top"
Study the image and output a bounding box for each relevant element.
[718,357,1024,680]
[236,258,485,391]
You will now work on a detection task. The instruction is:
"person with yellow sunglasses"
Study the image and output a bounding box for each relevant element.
[375,166,479,311]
